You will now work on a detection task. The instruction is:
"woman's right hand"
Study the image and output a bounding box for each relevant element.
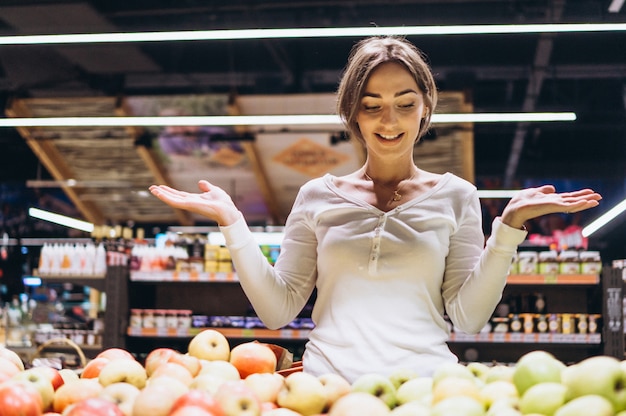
[149,180,242,226]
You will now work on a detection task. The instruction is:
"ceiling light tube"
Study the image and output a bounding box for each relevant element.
[581,198,626,237]
[28,207,94,233]
[0,24,625,45]
[0,112,576,128]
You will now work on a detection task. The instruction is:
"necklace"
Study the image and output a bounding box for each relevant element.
[363,170,417,202]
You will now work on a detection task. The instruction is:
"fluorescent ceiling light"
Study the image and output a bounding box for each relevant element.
[0,24,625,45]
[609,0,625,13]
[477,190,520,198]
[0,112,576,128]
[581,198,626,237]
[29,207,94,233]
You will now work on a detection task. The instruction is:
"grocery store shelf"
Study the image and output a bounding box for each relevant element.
[37,274,106,291]
[506,274,600,285]
[130,271,237,282]
[127,326,311,340]
[449,332,601,344]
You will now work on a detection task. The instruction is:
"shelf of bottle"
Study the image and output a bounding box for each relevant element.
[448,332,601,344]
[130,271,237,282]
[37,274,107,290]
[126,326,311,340]
[506,274,599,285]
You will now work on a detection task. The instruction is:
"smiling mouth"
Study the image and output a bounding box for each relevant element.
[377,133,403,140]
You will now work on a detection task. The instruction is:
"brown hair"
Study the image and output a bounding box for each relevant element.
[336,36,438,145]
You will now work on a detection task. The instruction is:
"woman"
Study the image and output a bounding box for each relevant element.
[150,36,601,382]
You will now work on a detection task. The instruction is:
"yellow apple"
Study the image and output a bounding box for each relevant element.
[188,329,231,362]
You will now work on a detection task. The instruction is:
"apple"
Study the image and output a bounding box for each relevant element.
[170,389,225,416]
[350,372,397,409]
[31,366,65,391]
[430,396,485,416]
[327,392,391,416]
[0,380,44,416]
[561,355,626,412]
[98,358,148,389]
[388,368,419,390]
[261,408,303,416]
[512,350,565,396]
[486,399,523,416]
[229,342,277,379]
[431,376,481,405]
[479,380,518,410]
[318,373,351,411]
[132,383,186,416]
[144,348,180,376]
[81,357,111,379]
[199,359,241,380]
[13,367,56,411]
[389,401,430,416]
[395,376,433,406]
[0,346,26,371]
[191,373,231,395]
[62,397,124,416]
[169,353,202,378]
[0,356,22,379]
[146,375,189,397]
[96,348,135,361]
[553,394,614,416]
[276,372,328,416]
[99,382,141,416]
[188,329,231,362]
[150,361,193,386]
[432,362,475,386]
[170,406,219,416]
[52,378,104,413]
[484,365,515,384]
[518,381,566,415]
[467,362,491,381]
[244,372,285,404]
[59,369,80,384]
[214,380,262,416]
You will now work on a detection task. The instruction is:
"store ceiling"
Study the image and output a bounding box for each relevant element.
[0,1,625,241]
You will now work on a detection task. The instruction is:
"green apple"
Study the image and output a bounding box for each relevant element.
[431,396,486,416]
[518,381,567,416]
[432,376,481,405]
[389,401,430,416]
[484,365,515,384]
[351,373,397,409]
[554,394,613,416]
[432,362,475,386]
[561,355,626,412]
[328,392,392,416]
[479,380,518,410]
[486,399,522,416]
[512,350,565,395]
[388,368,419,390]
[277,372,327,416]
[467,362,491,381]
[395,376,432,406]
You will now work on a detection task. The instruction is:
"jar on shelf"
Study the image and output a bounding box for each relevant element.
[580,251,602,275]
[142,309,155,329]
[178,310,192,328]
[154,309,167,328]
[538,250,559,275]
[517,251,538,274]
[130,309,143,328]
[559,251,581,275]
[166,310,179,328]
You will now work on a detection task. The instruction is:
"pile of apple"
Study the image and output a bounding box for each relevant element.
[1,331,626,416]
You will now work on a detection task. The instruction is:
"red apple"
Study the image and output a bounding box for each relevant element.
[169,353,202,377]
[214,380,262,416]
[188,329,231,362]
[150,362,193,386]
[0,380,44,416]
[170,389,225,416]
[170,405,218,416]
[52,378,104,413]
[0,356,22,379]
[96,348,136,362]
[13,367,56,411]
[229,342,277,379]
[62,397,124,416]
[0,346,26,371]
[31,366,65,391]
[144,348,179,377]
[81,357,111,379]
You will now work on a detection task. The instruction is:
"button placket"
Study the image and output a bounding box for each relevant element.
[369,215,387,274]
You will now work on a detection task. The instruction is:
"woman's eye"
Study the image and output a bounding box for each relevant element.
[363,104,380,111]
[399,103,415,109]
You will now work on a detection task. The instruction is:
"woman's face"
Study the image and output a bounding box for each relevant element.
[356,62,426,159]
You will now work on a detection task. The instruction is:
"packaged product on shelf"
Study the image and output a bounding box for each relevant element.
[580,251,602,274]
[130,309,143,328]
[559,250,581,274]
[517,251,538,274]
[538,250,559,275]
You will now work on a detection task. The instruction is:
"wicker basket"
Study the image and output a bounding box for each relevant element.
[31,337,88,370]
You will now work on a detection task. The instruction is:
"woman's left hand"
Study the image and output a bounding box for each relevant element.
[500,185,602,230]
